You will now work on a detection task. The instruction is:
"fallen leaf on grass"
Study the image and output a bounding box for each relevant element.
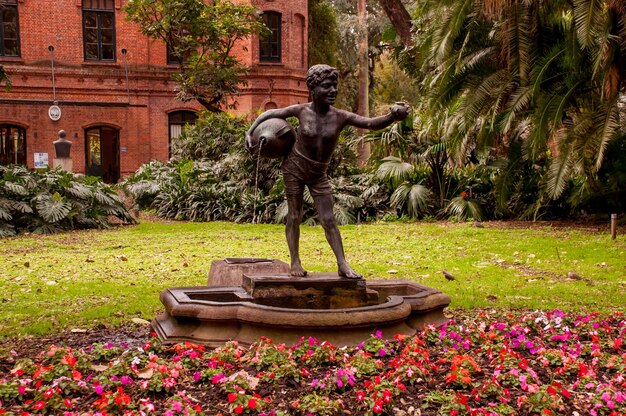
[131,318,150,325]
[387,269,398,274]
[71,328,87,333]
[116,255,128,262]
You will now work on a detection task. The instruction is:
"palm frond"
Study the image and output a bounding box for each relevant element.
[375,157,415,186]
[390,182,431,218]
[446,196,483,220]
[574,0,605,49]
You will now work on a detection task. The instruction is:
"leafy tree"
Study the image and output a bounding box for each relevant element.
[401,0,626,217]
[124,0,265,112]
[308,0,340,67]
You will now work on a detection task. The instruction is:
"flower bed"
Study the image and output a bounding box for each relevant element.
[1,309,624,415]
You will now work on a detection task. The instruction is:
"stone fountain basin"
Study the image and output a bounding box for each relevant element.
[153,278,450,347]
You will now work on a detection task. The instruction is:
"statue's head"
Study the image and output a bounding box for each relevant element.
[306,64,339,91]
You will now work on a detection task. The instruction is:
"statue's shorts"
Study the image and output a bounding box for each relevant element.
[282,147,332,197]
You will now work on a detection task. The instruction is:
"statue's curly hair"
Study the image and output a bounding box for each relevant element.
[306,64,339,91]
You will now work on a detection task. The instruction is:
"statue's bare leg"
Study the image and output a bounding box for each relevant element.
[286,193,307,277]
[314,193,362,279]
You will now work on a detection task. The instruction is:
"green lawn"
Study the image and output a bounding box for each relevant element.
[1,221,624,337]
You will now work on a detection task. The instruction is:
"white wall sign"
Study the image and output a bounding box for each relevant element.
[34,152,49,169]
[48,105,62,121]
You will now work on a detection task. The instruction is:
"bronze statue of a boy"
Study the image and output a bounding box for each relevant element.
[246,64,408,279]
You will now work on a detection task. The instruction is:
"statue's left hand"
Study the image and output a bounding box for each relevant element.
[391,102,409,121]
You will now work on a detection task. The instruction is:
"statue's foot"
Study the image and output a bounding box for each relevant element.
[290,263,308,277]
[338,263,362,279]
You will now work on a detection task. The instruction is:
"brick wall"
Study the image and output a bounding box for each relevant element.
[0,0,308,180]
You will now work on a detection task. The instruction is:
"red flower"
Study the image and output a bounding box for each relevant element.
[382,389,392,403]
[64,398,72,408]
[247,398,257,409]
[234,404,244,414]
[44,389,55,399]
[373,399,384,413]
[228,393,238,403]
[461,191,468,198]
[356,391,366,401]
[62,353,77,368]
[34,401,45,410]
[72,369,82,380]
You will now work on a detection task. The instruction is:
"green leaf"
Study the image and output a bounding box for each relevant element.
[35,195,72,224]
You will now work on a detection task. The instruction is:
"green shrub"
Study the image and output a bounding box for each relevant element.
[124,112,386,224]
[0,165,135,237]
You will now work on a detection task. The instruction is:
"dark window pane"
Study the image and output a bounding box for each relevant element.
[101,29,113,43]
[3,7,16,21]
[85,29,98,43]
[100,13,113,28]
[4,40,18,56]
[101,44,114,60]
[4,23,17,39]
[84,12,97,28]
[85,43,98,60]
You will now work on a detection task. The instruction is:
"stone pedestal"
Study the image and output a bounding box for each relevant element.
[207,258,290,287]
[53,157,72,172]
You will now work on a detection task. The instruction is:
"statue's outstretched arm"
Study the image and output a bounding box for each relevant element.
[342,102,409,130]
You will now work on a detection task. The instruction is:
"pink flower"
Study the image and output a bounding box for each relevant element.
[193,371,202,382]
[212,373,225,384]
[171,401,183,412]
[163,377,176,389]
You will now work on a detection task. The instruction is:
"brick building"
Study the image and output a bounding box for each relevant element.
[0,0,308,181]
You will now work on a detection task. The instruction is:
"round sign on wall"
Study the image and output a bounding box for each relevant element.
[48,105,61,121]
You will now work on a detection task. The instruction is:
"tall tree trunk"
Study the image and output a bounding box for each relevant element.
[356,0,370,166]
[377,0,413,47]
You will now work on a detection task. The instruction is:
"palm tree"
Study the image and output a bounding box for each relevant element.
[403,0,626,216]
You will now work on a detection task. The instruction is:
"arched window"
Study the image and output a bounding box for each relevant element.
[0,124,26,166]
[85,126,119,183]
[168,110,198,156]
[260,12,281,63]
